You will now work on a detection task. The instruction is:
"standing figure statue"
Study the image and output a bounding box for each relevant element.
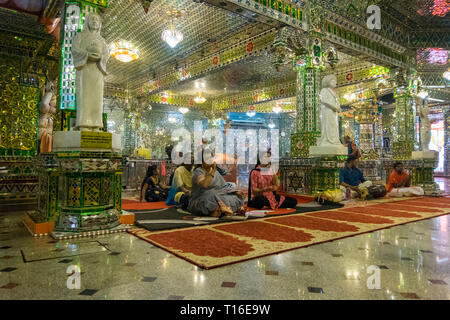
[317,74,344,147]
[72,13,109,131]
[418,102,431,151]
[38,81,57,153]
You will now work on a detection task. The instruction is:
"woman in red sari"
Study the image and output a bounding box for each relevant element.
[247,152,297,209]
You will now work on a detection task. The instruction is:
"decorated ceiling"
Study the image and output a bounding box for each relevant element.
[102,0,270,88]
[381,0,450,28]
[0,0,448,106]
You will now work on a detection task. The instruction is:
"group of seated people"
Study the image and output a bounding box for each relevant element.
[339,154,424,199]
[140,151,298,217]
[140,149,425,217]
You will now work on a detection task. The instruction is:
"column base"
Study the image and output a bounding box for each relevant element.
[35,151,124,235]
[53,131,122,153]
[51,224,131,240]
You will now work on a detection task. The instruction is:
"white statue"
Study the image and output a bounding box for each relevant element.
[317,75,344,147]
[418,102,431,151]
[72,13,109,131]
[38,81,57,153]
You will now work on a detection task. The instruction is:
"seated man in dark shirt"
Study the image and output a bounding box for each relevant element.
[339,155,372,199]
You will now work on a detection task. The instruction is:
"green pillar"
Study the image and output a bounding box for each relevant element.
[393,88,415,160]
[290,28,323,157]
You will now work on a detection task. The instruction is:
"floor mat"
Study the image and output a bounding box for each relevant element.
[132,203,343,232]
[279,193,314,204]
[127,197,450,269]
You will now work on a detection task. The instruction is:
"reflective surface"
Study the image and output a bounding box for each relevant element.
[0,179,449,300]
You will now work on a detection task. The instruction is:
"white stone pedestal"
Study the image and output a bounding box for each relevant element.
[411,150,437,160]
[53,131,122,153]
[309,145,348,157]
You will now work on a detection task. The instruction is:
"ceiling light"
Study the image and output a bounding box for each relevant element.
[273,105,282,113]
[417,91,429,99]
[194,96,206,103]
[179,107,189,114]
[194,92,206,104]
[443,70,450,81]
[162,25,183,48]
[110,41,139,62]
[268,122,276,129]
[246,111,256,117]
[168,117,176,123]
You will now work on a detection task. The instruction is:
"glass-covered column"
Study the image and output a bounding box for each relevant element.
[290,58,321,157]
[393,85,416,160]
[279,111,295,157]
[354,100,379,159]
[354,99,382,181]
[290,6,323,157]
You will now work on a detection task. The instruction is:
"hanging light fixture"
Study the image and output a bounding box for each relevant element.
[162,9,183,48]
[194,92,206,104]
[417,90,429,99]
[162,26,183,48]
[443,69,450,81]
[110,41,139,63]
[273,104,282,113]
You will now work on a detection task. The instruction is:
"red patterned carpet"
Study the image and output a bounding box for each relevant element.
[128,197,450,269]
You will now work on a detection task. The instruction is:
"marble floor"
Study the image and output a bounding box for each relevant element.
[0,179,449,300]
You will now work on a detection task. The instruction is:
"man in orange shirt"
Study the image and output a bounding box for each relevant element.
[386,162,423,197]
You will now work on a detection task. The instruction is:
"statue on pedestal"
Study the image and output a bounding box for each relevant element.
[72,13,109,131]
[38,81,56,153]
[418,102,431,151]
[317,75,344,147]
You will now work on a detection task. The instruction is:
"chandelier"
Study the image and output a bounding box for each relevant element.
[272,105,282,113]
[417,90,429,99]
[444,69,450,81]
[110,41,139,62]
[162,26,183,48]
[194,92,206,104]
[162,9,184,48]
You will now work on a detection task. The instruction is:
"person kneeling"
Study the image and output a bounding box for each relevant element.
[247,152,297,209]
[386,162,424,197]
[339,155,372,199]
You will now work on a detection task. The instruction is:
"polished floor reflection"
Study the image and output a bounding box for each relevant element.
[0,179,449,300]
